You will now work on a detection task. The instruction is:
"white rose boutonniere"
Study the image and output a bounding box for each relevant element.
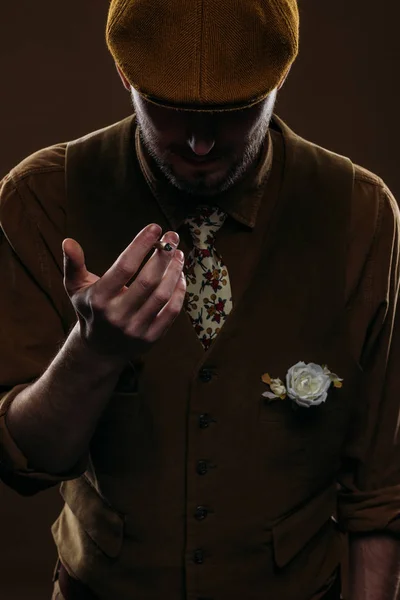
[261,362,343,408]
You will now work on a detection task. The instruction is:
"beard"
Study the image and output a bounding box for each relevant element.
[131,92,276,199]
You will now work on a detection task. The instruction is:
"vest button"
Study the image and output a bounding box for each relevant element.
[196,460,208,475]
[199,413,211,429]
[193,549,204,564]
[199,368,213,382]
[194,506,208,520]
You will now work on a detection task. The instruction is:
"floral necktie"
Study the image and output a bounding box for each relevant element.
[183,205,233,351]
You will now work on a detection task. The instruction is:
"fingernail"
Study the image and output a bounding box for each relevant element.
[165,230,178,240]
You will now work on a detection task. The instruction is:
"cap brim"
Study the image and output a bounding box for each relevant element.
[134,89,270,113]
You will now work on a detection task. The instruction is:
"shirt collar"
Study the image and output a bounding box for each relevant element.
[134,115,273,231]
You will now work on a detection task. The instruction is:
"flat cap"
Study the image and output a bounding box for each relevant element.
[106,0,299,112]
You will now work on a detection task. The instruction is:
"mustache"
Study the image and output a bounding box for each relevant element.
[169,146,234,161]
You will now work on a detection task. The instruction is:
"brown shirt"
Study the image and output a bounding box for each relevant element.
[0,114,400,599]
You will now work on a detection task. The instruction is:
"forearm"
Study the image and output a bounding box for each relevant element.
[349,533,400,599]
[5,322,126,474]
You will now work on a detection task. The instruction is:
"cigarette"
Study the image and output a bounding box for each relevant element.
[153,241,175,252]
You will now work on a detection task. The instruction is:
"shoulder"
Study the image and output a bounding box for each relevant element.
[9,143,66,183]
[346,163,400,307]
[284,118,400,296]
[284,118,400,244]
[0,144,67,241]
[1,143,67,215]
[351,163,399,251]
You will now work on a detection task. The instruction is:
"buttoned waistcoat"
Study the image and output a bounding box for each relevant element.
[51,115,357,600]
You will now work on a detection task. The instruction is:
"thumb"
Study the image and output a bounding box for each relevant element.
[62,238,97,295]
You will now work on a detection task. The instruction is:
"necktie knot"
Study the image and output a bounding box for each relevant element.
[184,205,227,249]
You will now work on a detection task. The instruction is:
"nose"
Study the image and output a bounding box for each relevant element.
[187,113,216,156]
[188,136,216,157]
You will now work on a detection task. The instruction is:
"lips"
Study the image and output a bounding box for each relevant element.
[179,154,220,164]
[176,152,220,162]
[189,157,217,162]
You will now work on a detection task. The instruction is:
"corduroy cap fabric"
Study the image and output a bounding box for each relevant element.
[106,0,299,112]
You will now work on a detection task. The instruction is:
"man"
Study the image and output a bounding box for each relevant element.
[1,0,400,598]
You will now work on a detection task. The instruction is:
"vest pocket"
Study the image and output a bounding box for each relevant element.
[259,393,341,423]
[271,483,337,568]
[59,475,124,559]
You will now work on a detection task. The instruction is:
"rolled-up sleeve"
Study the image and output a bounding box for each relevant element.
[0,387,87,495]
[0,153,86,494]
[338,176,400,534]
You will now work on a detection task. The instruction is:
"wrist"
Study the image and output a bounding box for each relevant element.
[68,322,128,376]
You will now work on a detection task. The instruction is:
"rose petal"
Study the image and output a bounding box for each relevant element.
[295,397,312,408]
[294,391,328,408]
[292,361,307,369]
[270,380,287,396]
[308,363,325,375]
[262,391,279,400]
[330,373,343,382]
[261,373,272,385]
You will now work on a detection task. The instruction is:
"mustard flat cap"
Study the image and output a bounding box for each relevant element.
[106,0,299,112]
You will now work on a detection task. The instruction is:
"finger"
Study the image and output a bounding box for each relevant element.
[144,270,187,343]
[129,249,185,333]
[99,223,171,298]
[116,230,182,311]
[63,238,92,295]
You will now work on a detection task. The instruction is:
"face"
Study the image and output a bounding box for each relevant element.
[129,86,277,199]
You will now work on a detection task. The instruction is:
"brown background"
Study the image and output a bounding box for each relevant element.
[0,1,399,598]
